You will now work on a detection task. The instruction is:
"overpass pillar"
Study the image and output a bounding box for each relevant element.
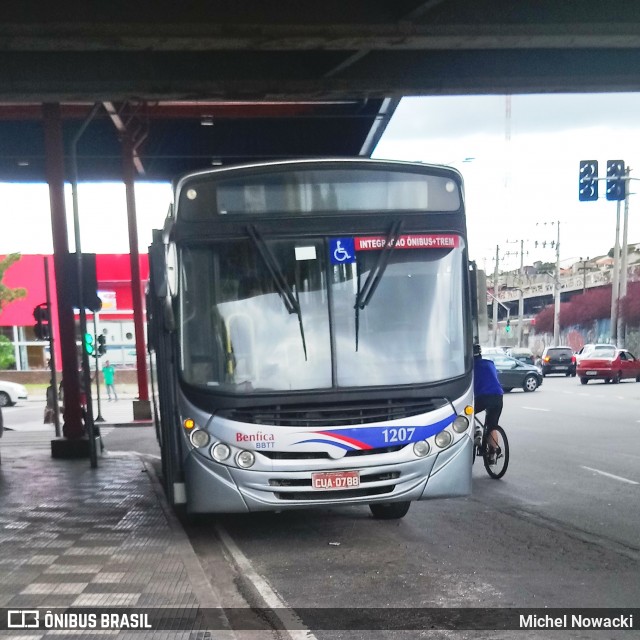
[42,103,86,447]
[122,135,151,419]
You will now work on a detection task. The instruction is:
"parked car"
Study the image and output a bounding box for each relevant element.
[483,352,543,392]
[540,346,576,377]
[0,380,28,407]
[507,348,536,366]
[577,347,640,384]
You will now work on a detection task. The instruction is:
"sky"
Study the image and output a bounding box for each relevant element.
[2,92,640,274]
[0,181,172,257]
[373,93,640,273]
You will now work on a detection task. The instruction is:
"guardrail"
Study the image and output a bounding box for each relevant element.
[493,269,614,302]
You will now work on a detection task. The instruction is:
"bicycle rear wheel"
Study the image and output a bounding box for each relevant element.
[482,425,509,479]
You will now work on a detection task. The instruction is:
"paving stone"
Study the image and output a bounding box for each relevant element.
[0,448,228,638]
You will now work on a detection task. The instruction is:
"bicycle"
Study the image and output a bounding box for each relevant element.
[473,416,509,479]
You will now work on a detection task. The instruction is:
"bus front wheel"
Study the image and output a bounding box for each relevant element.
[369,501,411,520]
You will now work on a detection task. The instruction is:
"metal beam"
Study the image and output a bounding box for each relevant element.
[3,23,640,51]
[103,102,146,175]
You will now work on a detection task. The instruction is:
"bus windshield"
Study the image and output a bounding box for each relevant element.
[179,236,466,393]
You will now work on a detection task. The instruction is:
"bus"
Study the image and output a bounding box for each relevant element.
[147,158,476,519]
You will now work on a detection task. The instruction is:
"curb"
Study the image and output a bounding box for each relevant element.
[99,421,154,428]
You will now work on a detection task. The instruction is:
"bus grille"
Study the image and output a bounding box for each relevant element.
[218,398,447,427]
[260,445,404,460]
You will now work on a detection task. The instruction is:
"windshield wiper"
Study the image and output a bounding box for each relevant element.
[247,224,308,360]
[354,219,404,351]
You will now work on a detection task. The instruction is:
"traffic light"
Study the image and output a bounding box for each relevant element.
[64,252,102,312]
[505,318,511,333]
[83,332,95,355]
[606,160,626,201]
[578,160,598,201]
[97,334,106,357]
[33,303,50,340]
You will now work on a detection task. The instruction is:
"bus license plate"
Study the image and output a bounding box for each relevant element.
[312,471,360,490]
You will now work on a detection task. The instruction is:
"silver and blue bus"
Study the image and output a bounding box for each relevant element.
[147,159,476,519]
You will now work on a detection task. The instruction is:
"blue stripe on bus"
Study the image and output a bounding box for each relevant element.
[293,413,456,450]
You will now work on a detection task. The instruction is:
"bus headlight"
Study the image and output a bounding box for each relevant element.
[452,415,469,433]
[211,443,231,461]
[434,430,452,449]
[190,429,210,448]
[236,450,256,469]
[413,440,430,457]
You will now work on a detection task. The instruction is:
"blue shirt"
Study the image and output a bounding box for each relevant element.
[474,357,504,396]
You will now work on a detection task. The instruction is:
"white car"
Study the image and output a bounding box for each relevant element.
[0,380,28,407]
[575,344,613,366]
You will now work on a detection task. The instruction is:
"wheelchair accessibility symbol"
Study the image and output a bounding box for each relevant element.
[329,238,356,264]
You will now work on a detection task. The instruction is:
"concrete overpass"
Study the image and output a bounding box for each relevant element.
[1,1,640,101]
[1,1,639,448]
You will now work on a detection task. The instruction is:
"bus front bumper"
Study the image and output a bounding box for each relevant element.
[182,436,472,514]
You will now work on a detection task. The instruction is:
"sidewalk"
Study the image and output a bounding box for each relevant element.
[0,428,235,638]
[23,384,154,429]
[91,392,154,428]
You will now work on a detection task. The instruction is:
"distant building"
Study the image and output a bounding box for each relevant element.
[0,254,149,371]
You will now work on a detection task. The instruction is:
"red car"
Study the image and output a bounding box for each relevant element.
[577,346,640,384]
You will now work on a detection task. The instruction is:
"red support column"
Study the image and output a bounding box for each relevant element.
[42,103,84,439]
[122,135,150,410]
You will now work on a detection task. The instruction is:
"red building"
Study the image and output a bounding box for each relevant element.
[0,253,149,371]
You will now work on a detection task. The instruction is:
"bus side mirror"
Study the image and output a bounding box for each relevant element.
[149,239,168,298]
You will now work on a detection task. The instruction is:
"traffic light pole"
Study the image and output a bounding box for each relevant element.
[92,316,104,423]
[611,199,621,346]
[486,291,511,339]
[618,167,631,347]
[71,103,103,468]
[44,257,61,438]
[579,159,632,347]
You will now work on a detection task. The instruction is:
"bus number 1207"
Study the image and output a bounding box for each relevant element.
[382,427,416,443]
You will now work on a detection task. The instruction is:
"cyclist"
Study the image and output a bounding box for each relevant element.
[473,344,504,464]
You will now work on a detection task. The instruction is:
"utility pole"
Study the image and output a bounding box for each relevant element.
[518,239,524,347]
[611,199,621,346]
[618,166,631,347]
[580,257,589,294]
[517,288,525,347]
[553,222,561,346]
[492,245,499,346]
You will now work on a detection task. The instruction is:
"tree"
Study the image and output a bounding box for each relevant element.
[0,334,15,369]
[536,262,556,274]
[0,253,27,314]
[533,285,614,333]
[567,287,613,325]
[533,305,554,333]
[620,281,640,327]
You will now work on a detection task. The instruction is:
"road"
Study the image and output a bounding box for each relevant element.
[183,375,640,638]
[3,377,638,638]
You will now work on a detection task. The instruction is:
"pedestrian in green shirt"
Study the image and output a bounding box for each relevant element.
[103,360,118,401]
